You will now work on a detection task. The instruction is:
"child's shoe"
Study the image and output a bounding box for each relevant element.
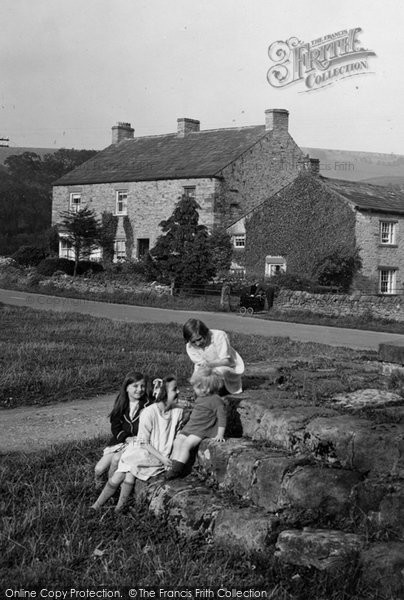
[165,460,185,480]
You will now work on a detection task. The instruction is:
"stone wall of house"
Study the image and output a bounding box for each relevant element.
[53,178,219,259]
[274,288,404,322]
[355,210,404,294]
[217,129,306,227]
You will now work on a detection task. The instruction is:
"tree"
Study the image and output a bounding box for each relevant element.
[149,195,216,288]
[207,228,233,276]
[60,207,101,276]
[314,247,362,291]
[0,148,97,255]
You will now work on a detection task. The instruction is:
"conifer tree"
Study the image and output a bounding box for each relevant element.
[149,195,216,288]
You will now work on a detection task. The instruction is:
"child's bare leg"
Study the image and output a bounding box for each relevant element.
[91,470,125,510]
[176,434,201,464]
[95,454,113,477]
[108,451,122,479]
[166,434,202,480]
[115,472,135,512]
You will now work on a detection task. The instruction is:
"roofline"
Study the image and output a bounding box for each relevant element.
[212,129,273,177]
[354,205,404,216]
[53,174,224,186]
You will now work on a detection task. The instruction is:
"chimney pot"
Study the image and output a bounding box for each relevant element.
[112,122,134,144]
[177,118,200,137]
[265,109,289,133]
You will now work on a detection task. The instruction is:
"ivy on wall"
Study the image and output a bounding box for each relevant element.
[244,172,357,279]
[123,216,134,259]
[99,211,118,263]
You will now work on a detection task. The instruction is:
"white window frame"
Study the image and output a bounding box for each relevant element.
[115,191,128,216]
[59,236,75,260]
[69,193,81,213]
[183,186,196,201]
[265,257,286,278]
[114,239,126,261]
[380,221,396,245]
[233,235,246,248]
[379,269,397,294]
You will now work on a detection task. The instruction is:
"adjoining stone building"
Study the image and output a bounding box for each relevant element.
[52,109,313,262]
[235,171,404,294]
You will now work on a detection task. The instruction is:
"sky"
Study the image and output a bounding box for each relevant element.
[0,0,403,154]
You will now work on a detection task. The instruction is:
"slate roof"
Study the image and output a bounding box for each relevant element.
[323,177,404,215]
[53,126,270,186]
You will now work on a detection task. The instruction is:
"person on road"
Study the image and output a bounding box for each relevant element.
[183,318,244,395]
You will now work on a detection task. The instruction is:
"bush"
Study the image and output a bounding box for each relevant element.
[37,258,75,276]
[268,272,341,294]
[314,248,362,292]
[76,260,104,275]
[11,245,48,267]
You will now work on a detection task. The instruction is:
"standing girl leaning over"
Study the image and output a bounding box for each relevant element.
[91,376,184,512]
[94,372,153,487]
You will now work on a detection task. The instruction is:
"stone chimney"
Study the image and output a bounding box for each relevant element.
[177,118,200,137]
[309,158,320,175]
[112,122,134,144]
[265,109,289,133]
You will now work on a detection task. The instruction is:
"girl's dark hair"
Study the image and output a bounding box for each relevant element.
[110,372,153,419]
[155,376,176,405]
[183,318,210,343]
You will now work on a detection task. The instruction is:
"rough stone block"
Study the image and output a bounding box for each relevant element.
[281,466,361,516]
[214,507,279,551]
[360,542,404,597]
[332,388,403,410]
[235,391,338,448]
[304,415,404,475]
[275,528,364,571]
[197,438,256,485]
[379,341,404,365]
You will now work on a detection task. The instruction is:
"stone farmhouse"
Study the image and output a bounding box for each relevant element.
[233,171,404,294]
[52,109,316,263]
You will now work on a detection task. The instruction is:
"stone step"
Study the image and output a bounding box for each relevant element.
[275,528,404,599]
[197,438,361,519]
[229,390,404,477]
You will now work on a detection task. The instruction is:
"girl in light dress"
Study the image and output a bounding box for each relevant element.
[94,372,153,487]
[183,318,244,395]
[91,376,184,512]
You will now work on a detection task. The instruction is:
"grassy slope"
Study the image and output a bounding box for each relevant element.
[0,304,372,409]
[0,439,375,597]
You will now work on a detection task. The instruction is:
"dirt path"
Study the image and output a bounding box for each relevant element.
[0,393,115,455]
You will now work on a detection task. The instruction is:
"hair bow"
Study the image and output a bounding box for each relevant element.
[152,378,163,399]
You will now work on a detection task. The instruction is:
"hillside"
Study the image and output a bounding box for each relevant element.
[303,147,404,185]
[0,146,57,165]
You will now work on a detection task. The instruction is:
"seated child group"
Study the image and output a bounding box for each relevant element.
[91,367,228,511]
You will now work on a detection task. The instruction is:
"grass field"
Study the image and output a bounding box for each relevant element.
[0,439,376,598]
[0,303,373,409]
[0,304,387,597]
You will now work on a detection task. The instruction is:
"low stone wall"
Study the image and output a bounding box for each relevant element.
[274,289,404,322]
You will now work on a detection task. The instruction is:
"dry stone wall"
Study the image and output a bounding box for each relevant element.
[274,288,404,322]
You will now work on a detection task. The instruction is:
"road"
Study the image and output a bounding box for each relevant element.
[1,287,403,350]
